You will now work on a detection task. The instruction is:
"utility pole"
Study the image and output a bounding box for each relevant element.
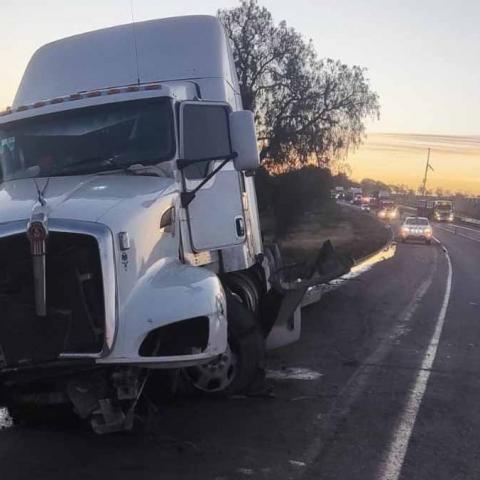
[421,148,434,197]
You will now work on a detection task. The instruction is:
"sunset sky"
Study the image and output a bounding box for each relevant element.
[348,133,480,195]
[1,0,479,192]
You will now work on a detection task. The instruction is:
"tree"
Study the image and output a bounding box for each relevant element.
[360,178,390,195]
[218,0,380,171]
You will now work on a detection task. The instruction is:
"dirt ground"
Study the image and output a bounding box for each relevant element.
[261,202,390,264]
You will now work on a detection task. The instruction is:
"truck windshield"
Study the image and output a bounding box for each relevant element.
[0,98,174,180]
[436,203,452,211]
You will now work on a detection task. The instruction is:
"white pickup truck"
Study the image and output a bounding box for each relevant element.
[0,16,350,433]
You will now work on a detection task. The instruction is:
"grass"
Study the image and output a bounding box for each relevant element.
[260,201,390,265]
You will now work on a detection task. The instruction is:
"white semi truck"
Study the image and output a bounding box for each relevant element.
[0,16,350,433]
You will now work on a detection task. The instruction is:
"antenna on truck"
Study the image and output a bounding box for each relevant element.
[129,0,141,85]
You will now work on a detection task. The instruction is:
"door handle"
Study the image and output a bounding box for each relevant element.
[235,216,245,237]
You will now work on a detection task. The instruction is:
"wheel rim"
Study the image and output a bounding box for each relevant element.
[188,345,238,392]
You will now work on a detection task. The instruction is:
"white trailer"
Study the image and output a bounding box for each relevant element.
[0,16,350,432]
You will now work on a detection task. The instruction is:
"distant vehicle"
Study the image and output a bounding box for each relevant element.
[352,193,363,205]
[416,199,454,222]
[378,189,391,199]
[433,200,454,222]
[378,204,398,220]
[380,199,395,210]
[361,203,371,212]
[370,190,392,210]
[400,217,433,245]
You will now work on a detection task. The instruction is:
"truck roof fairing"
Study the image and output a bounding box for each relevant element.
[13,15,239,109]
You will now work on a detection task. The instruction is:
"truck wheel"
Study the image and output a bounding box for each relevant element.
[187,293,265,395]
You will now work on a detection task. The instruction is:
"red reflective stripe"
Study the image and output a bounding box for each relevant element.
[126,86,140,92]
[16,105,28,112]
[50,98,64,104]
[69,93,82,100]
[107,88,121,95]
[86,91,101,97]
[33,101,46,108]
[144,84,161,90]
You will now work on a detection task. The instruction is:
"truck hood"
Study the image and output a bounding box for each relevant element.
[0,174,177,225]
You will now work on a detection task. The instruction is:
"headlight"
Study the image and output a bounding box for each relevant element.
[425,228,432,236]
[401,227,409,235]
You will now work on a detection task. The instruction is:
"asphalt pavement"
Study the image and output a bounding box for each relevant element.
[0,217,479,480]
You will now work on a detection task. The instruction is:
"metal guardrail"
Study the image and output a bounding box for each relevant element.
[399,205,480,227]
[457,216,480,225]
[301,225,394,307]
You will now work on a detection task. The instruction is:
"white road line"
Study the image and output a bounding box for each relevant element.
[451,224,480,234]
[299,255,438,478]
[376,246,453,480]
[436,225,480,243]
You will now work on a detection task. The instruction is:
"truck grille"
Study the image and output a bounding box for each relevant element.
[0,232,106,366]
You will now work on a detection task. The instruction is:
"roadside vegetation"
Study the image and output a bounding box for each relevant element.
[217,1,385,262]
[218,0,380,172]
[256,166,390,264]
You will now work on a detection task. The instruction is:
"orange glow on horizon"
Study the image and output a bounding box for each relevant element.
[347,133,480,195]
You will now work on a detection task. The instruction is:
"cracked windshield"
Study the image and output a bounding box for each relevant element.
[0,1,478,480]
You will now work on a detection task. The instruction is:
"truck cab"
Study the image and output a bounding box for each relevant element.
[433,200,454,222]
[0,16,350,433]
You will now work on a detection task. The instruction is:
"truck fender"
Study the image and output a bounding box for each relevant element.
[101,259,228,363]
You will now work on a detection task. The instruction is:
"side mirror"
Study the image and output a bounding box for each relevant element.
[229,111,260,171]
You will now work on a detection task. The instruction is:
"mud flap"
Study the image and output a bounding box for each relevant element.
[262,240,353,350]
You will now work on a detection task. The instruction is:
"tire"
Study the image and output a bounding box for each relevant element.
[426,239,431,245]
[223,272,261,317]
[187,292,265,395]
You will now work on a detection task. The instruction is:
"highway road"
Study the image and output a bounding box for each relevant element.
[0,218,479,480]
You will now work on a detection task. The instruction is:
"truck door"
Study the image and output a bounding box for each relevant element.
[179,101,246,252]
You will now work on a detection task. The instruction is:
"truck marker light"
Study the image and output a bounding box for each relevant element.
[144,84,161,90]
[0,83,165,117]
